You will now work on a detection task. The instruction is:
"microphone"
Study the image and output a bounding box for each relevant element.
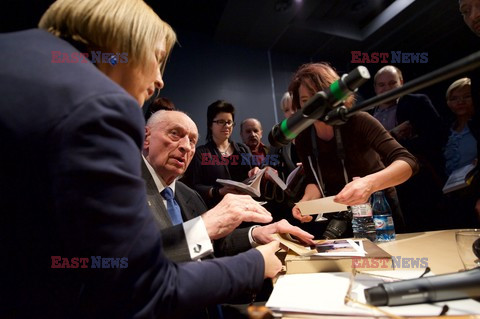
[364,267,480,306]
[268,66,370,147]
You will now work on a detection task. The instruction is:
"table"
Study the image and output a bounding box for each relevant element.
[267,229,480,319]
[377,229,465,274]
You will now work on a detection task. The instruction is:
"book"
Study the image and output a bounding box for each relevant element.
[442,162,477,194]
[216,167,286,198]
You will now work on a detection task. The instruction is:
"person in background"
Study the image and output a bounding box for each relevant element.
[289,63,419,236]
[145,96,176,120]
[443,78,479,227]
[459,0,480,160]
[265,92,306,224]
[372,65,449,232]
[240,118,269,166]
[0,0,282,317]
[182,100,255,208]
[280,91,295,119]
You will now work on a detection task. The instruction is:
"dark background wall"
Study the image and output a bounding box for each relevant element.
[2,0,479,144]
[161,24,479,144]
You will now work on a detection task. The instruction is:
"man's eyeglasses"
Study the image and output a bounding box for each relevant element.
[212,120,235,127]
[448,95,472,103]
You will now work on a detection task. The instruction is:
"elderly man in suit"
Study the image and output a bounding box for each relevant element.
[142,110,314,262]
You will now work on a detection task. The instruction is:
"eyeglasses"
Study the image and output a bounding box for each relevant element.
[344,267,448,317]
[212,120,235,127]
[448,95,472,103]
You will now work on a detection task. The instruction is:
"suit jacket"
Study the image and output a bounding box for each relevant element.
[141,162,252,262]
[0,29,264,319]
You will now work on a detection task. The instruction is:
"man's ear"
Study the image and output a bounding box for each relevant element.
[144,126,151,150]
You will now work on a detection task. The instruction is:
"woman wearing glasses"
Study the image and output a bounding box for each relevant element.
[443,78,479,227]
[183,100,254,208]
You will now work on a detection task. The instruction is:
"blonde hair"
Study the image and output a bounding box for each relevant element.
[280,92,292,112]
[446,77,471,99]
[39,0,176,73]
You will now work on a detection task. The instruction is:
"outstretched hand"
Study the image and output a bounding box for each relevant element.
[292,204,313,223]
[202,194,272,240]
[252,219,315,245]
[334,176,373,206]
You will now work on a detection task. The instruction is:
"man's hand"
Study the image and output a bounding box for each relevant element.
[252,219,315,245]
[202,194,272,240]
[255,241,282,278]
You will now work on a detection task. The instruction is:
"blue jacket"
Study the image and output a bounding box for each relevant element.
[0,29,264,319]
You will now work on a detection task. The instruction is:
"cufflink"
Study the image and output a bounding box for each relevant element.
[193,243,202,253]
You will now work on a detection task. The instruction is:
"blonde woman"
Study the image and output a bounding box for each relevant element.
[0,0,281,317]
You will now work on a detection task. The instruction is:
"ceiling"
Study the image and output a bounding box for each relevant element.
[147,0,474,59]
[2,0,476,62]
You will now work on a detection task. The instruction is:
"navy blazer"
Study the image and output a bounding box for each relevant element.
[0,29,264,319]
[142,162,251,262]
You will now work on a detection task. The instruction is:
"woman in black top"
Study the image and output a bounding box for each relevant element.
[183,100,254,208]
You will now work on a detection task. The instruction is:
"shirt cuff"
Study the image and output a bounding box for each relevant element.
[248,225,261,248]
[183,217,214,260]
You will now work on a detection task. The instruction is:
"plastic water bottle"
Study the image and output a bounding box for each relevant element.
[371,190,396,241]
[351,203,376,242]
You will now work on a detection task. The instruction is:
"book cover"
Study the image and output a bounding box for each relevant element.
[216,167,286,197]
[442,162,477,194]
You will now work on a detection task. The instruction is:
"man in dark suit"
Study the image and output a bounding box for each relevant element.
[142,110,315,262]
[0,0,283,318]
[372,66,449,232]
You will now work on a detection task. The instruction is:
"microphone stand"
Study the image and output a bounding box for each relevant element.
[323,50,480,126]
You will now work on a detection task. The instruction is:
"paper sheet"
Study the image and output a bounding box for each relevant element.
[266,272,480,316]
[297,196,349,216]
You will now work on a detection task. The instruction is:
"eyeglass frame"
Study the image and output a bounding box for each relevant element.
[448,94,472,103]
[212,119,235,127]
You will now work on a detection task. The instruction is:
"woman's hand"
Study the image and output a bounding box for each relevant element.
[334,176,374,206]
[292,204,313,223]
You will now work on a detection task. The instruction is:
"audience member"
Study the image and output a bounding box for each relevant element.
[372,65,449,231]
[288,63,419,236]
[443,78,479,227]
[182,100,255,208]
[265,92,306,223]
[0,1,282,317]
[459,0,480,158]
[145,96,176,120]
[280,91,295,119]
[240,118,269,166]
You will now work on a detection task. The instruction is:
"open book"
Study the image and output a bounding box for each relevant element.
[442,162,477,194]
[216,167,286,197]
